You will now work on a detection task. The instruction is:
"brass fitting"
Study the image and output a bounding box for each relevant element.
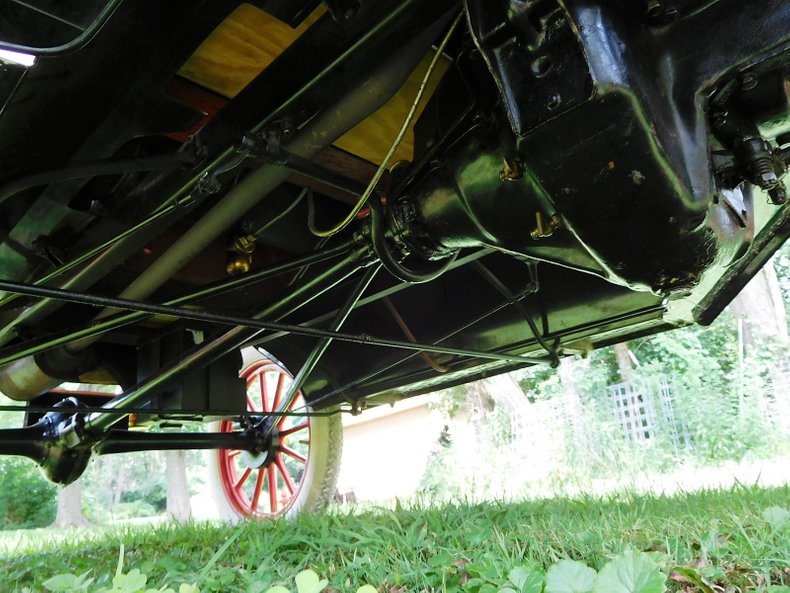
[500,156,523,181]
[530,211,562,239]
[226,235,256,275]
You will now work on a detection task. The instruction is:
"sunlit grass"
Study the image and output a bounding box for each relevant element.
[1,485,788,592]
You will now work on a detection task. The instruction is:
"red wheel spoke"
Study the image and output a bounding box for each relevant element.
[279,421,309,438]
[277,395,300,428]
[250,469,265,513]
[275,456,296,495]
[220,359,314,519]
[234,467,252,490]
[280,445,307,464]
[272,374,285,412]
[267,466,278,513]
[260,373,272,412]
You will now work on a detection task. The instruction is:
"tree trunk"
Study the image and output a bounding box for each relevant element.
[728,261,789,411]
[557,357,587,449]
[465,380,495,422]
[112,458,125,508]
[54,480,89,528]
[557,357,579,400]
[613,342,634,383]
[165,450,192,522]
[729,262,789,351]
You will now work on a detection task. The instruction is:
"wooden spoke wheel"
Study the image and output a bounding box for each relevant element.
[208,356,342,521]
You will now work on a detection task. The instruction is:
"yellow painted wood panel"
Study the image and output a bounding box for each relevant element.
[334,51,449,164]
[178,3,448,164]
[178,4,324,99]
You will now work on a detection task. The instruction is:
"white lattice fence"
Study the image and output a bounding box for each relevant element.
[656,378,691,455]
[607,382,657,442]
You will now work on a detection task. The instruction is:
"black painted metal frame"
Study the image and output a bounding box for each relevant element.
[0,0,787,485]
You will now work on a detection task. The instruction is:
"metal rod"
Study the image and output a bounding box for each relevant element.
[0,198,183,312]
[258,153,372,198]
[275,264,381,419]
[0,242,356,366]
[93,429,259,455]
[0,272,550,369]
[0,404,341,417]
[0,151,194,208]
[312,302,667,407]
[302,283,546,409]
[150,1,453,214]
[276,249,495,331]
[100,16,445,324]
[382,296,449,372]
[77,249,368,435]
[183,240,356,303]
[0,203,183,337]
[471,261,560,367]
[0,0,124,56]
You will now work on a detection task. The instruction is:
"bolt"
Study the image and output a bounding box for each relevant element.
[500,157,523,181]
[646,0,664,18]
[768,184,787,205]
[711,111,729,130]
[740,73,759,91]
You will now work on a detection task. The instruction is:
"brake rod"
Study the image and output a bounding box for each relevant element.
[0,403,341,417]
[303,283,546,409]
[312,303,669,408]
[0,241,356,366]
[77,248,371,436]
[272,263,381,424]
[0,277,549,368]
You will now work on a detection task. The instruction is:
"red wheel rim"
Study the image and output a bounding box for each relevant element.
[217,359,311,519]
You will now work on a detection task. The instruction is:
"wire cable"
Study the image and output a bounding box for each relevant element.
[252,187,308,238]
[307,10,463,238]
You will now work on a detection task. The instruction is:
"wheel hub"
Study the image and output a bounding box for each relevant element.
[239,419,280,469]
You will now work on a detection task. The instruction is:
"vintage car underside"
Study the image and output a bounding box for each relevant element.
[0,0,787,486]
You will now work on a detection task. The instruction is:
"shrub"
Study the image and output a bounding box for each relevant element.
[0,456,56,529]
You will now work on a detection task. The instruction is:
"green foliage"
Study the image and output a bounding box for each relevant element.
[772,241,790,325]
[40,545,198,593]
[545,560,597,593]
[0,397,56,530]
[592,549,665,593]
[500,566,544,593]
[2,487,788,593]
[427,385,469,418]
[264,568,376,593]
[0,456,56,529]
[425,278,789,499]
[82,449,205,524]
[36,553,375,593]
[500,552,665,593]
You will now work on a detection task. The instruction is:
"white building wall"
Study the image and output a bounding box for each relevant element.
[338,394,443,501]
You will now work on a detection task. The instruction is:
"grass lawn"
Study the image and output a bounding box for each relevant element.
[0,485,788,593]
